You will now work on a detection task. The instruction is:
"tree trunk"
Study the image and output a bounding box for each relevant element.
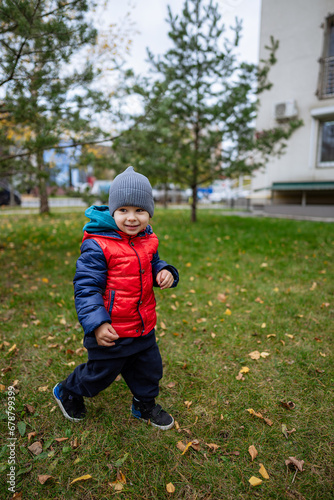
[37,152,50,214]
[191,185,197,223]
[9,181,15,206]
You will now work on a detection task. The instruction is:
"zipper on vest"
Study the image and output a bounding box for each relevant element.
[108,290,115,315]
[128,238,145,335]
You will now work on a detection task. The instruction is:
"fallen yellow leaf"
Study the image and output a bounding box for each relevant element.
[166,482,175,493]
[110,482,124,491]
[247,408,263,418]
[38,386,49,392]
[258,463,269,479]
[70,474,92,485]
[249,476,263,486]
[248,350,261,360]
[239,366,250,374]
[181,442,193,455]
[248,445,258,461]
[224,308,232,315]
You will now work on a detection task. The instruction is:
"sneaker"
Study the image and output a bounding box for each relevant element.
[131,398,174,430]
[53,382,86,422]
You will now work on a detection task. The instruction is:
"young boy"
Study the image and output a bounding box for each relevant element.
[53,166,179,430]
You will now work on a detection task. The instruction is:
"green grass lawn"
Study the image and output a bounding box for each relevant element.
[0,209,333,499]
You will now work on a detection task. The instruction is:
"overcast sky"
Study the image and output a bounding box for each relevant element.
[108,0,262,74]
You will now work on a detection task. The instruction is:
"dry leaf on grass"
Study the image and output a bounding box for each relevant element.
[181,442,193,455]
[236,366,250,380]
[285,457,304,472]
[247,408,273,426]
[166,482,175,493]
[177,440,200,455]
[37,475,54,485]
[191,439,201,451]
[7,344,17,354]
[248,350,270,360]
[24,404,35,414]
[184,400,192,409]
[70,437,79,449]
[38,386,48,392]
[259,463,269,479]
[206,443,220,451]
[248,445,258,461]
[177,441,187,452]
[70,474,92,485]
[27,431,36,442]
[217,293,227,303]
[282,424,296,439]
[280,401,296,410]
[249,476,262,486]
[28,441,43,455]
[11,492,22,499]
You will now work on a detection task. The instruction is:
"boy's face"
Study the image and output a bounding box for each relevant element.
[114,206,150,235]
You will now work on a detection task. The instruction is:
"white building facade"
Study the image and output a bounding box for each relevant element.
[251,0,334,217]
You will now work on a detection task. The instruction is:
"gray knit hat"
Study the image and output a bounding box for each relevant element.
[108,166,154,217]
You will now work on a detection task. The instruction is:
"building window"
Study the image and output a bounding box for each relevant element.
[318,119,334,166]
[318,15,334,99]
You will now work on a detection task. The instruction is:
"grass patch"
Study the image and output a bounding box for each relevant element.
[0,209,333,499]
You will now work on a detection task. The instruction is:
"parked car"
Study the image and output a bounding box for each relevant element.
[0,186,21,206]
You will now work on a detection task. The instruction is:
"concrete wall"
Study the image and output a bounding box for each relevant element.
[252,0,334,204]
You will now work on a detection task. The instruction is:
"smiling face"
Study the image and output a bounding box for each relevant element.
[113,206,150,235]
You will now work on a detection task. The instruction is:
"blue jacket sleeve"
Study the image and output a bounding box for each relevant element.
[73,239,111,335]
[151,250,179,288]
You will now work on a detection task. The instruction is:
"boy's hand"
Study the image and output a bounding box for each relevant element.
[156,269,174,290]
[95,323,119,346]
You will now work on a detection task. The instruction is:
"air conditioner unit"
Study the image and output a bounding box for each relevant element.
[274,100,298,121]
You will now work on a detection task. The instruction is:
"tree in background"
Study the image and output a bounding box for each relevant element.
[112,0,302,222]
[0,0,130,213]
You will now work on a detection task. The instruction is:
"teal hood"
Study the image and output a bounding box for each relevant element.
[83,205,119,233]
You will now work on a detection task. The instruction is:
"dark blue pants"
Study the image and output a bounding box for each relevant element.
[63,329,162,402]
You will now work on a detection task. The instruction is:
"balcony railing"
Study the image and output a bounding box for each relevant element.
[319,56,334,98]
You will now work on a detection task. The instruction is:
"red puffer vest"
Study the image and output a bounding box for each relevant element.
[82,230,159,338]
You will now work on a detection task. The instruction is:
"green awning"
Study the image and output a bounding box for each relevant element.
[272,181,334,191]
